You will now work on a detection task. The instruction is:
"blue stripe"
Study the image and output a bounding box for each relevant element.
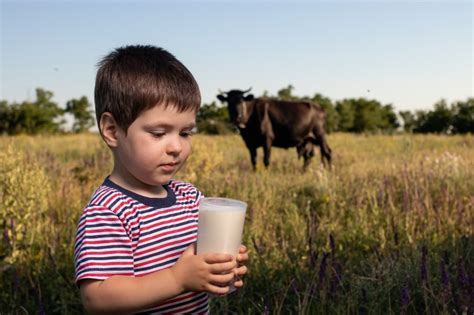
[135,241,191,263]
[76,255,133,265]
[138,292,208,313]
[140,209,198,226]
[82,211,117,218]
[84,222,122,228]
[135,256,179,272]
[82,233,128,239]
[134,231,195,261]
[76,244,131,251]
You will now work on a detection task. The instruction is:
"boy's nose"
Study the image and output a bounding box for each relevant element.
[166,136,182,155]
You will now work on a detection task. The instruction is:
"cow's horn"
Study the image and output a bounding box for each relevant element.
[242,87,252,94]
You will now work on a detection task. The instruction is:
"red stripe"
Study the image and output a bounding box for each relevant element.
[140,215,196,233]
[134,235,196,265]
[77,249,131,260]
[163,299,207,314]
[135,224,197,255]
[161,292,196,304]
[141,205,197,221]
[134,250,180,268]
[81,238,130,245]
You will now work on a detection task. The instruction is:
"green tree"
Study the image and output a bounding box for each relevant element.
[277,84,299,101]
[0,89,63,134]
[399,111,416,132]
[310,93,339,133]
[65,96,95,133]
[197,101,233,134]
[352,98,383,133]
[451,98,474,134]
[335,100,355,131]
[413,99,453,133]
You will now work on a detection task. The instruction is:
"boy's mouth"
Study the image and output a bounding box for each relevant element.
[159,161,180,172]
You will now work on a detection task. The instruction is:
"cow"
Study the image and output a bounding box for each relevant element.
[217,88,332,171]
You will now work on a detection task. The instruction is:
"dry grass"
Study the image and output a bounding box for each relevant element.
[1,133,473,314]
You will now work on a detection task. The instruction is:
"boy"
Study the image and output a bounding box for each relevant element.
[74,45,249,314]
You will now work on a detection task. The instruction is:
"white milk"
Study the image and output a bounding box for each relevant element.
[197,197,247,256]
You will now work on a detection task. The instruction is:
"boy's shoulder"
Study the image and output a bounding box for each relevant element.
[83,182,125,211]
[168,179,202,201]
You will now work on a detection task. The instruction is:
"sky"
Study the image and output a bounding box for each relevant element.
[1,0,473,114]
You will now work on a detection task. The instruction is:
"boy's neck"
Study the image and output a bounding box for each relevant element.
[109,168,168,199]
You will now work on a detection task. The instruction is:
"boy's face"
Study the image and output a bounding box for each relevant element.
[113,104,196,188]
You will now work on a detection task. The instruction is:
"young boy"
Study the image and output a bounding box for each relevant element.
[74,45,249,314]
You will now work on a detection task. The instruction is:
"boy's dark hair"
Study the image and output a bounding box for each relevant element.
[95,45,201,133]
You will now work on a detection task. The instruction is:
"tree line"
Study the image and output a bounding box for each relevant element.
[198,85,473,135]
[0,88,94,134]
[1,86,472,135]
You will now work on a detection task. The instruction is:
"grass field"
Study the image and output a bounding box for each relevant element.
[0,133,473,314]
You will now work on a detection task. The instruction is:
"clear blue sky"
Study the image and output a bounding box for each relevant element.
[1,1,472,113]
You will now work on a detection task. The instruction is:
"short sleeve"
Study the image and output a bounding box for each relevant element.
[74,205,134,284]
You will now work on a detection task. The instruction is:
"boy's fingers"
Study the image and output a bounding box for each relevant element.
[233,277,244,288]
[210,272,235,285]
[203,253,234,264]
[237,252,249,263]
[234,265,248,276]
[207,284,231,295]
[239,245,247,253]
[209,260,237,273]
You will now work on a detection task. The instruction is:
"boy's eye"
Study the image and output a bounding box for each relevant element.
[180,131,194,138]
[151,131,165,137]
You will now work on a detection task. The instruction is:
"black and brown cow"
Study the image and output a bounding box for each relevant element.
[217,88,332,171]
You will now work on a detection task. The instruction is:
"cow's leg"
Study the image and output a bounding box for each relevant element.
[312,125,332,168]
[302,141,315,172]
[263,139,272,168]
[248,146,257,171]
[318,135,332,167]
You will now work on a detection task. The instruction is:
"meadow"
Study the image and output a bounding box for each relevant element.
[0,133,472,314]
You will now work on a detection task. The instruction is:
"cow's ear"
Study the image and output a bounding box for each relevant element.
[244,94,254,101]
[217,94,227,102]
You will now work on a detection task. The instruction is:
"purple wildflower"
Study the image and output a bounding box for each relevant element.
[457,260,470,312]
[400,284,410,314]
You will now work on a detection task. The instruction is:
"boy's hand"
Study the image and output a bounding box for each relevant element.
[171,243,237,295]
[233,244,249,289]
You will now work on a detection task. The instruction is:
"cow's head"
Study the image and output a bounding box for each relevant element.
[217,88,254,128]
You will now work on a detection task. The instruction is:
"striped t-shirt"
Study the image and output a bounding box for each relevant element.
[74,177,208,314]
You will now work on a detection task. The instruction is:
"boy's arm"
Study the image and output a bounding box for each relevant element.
[80,244,237,314]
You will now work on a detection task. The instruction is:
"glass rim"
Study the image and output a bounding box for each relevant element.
[199,197,247,210]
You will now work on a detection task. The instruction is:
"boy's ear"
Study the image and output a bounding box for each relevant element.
[99,112,120,147]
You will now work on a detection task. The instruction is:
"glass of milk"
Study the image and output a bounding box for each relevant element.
[196,197,247,293]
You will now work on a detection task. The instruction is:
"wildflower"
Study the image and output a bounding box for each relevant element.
[400,284,410,314]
